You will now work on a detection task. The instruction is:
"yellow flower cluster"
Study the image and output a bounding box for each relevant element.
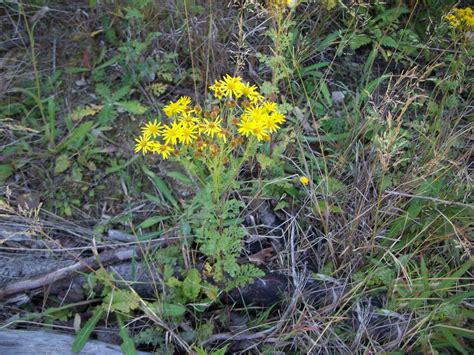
[134,75,286,159]
[446,7,474,30]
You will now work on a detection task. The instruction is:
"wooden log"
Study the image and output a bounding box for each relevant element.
[0,329,150,354]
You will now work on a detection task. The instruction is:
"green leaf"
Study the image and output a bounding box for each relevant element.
[56,121,94,151]
[117,314,137,355]
[47,98,56,144]
[350,34,372,50]
[104,289,141,314]
[139,215,170,229]
[439,326,468,355]
[98,104,114,125]
[54,154,71,174]
[72,307,104,353]
[142,166,179,208]
[359,74,390,105]
[160,303,186,317]
[319,80,332,107]
[183,268,202,301]
[95,83,111,99]
[112,85,131,102]
[118,100,147,115]
[167,171,192,184]
[0,164,13,184]
[380,36,399,48]
[319,176,345,193]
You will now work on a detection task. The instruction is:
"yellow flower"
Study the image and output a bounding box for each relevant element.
[300,176,310,185]
[179,111,199,126]
[209,81,225,100]
[263,114,281,134]
[447,7,474,30]
[250,121,268,141]
[163,99,186,117]
[202,117,222,138]
[179,123,198,145]
[271,111,285,125]
[134,135,152,154]
[237,118,254,137]
[155,143,174,159]
[243,105,265,123]
[141,119,162,138]
[177,96,192,109]
[219,74,245,98]
[241,82,263,104]
[162,121,181,145]
[262,101,278,114]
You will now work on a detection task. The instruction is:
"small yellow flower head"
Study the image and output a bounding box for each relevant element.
[155,143,174,159]
[141,119,162,138]
[209,80,225,100]
[219,74,245,99]
[162,121,182,145]
[179,111,199,126]
[250,121,268,141]
[134,135,151,154]
[300,176,310,186]
[163,96,191,118]
[241,82,263,104]
[202,117,222,138]
[179,123,198,145]
[237,118,254,138]
[177,96,192,108]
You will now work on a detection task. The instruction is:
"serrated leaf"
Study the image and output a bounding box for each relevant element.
[319,80,332,107]
[54,154,71,174]
[256,153,273,170]
[98,104,114,125]
[319,176,345,193]
[118,100,147,115]
[183,269,201,301]
[72,307,104,353]
[112,85,131,102]
[105,289,140,314]
[160,303,186,317]
[350,34,372,50]
[380,36,398,48]
[95,83,111,99]
[139,215,170,228]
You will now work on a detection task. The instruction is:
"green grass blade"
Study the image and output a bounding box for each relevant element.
[72,307,104,353]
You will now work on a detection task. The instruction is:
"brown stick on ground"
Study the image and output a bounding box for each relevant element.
[0,246,143,299]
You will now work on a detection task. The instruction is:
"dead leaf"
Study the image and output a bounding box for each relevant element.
[247,247,274,266]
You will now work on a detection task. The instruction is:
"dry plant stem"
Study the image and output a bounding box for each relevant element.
[0,243,159,299]
[21,4,47,129]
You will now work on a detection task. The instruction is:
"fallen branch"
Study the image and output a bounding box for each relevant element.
[0,245,147,299]
[0,329,150,355]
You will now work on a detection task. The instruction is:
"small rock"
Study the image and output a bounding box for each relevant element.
[332,90,345,104]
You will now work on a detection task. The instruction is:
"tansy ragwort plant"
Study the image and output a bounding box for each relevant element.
[134,74,285,203]
[134,75,286,289]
